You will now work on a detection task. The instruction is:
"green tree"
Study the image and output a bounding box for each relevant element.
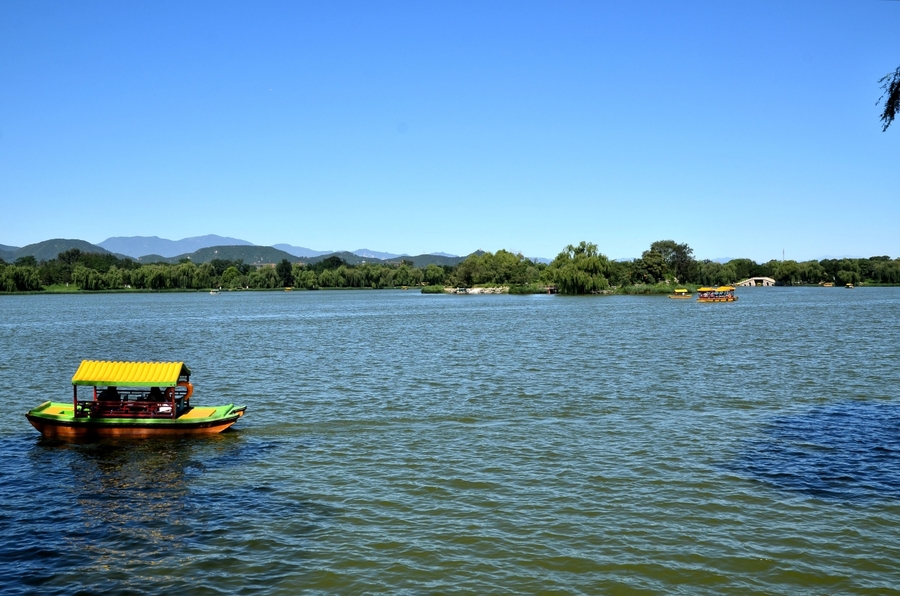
[873,259,900,283]
[547,241,610,294]
[197,262,216,288]
[172,262,198,289]
[631,250,668,284]
[248,266,279,288]
[221,266,242,288]
[836,269,860,286]
[294,269,318,289]
[424,264,445,285]
[648,240,698,283]
[58,248,82,266]
[773,260,801,285]
[0,265,42,291]
[105,266,124,289]
[318,269,338,288]
[799,261,826,284]
[276,259,293,287]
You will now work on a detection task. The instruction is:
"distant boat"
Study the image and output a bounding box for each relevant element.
[822,282,834,287]
[845,283,854,289]
[697,286,738,303]
[210,289,220,295]
[668,288,692,299]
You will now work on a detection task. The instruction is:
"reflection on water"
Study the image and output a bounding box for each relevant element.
[0,433,334,595]
[733,401,900,501]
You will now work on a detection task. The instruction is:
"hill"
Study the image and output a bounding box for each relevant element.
[393,253,468,268]
[8,239,113,262]
[297,251,467,268]
[99,234,254,258]
[353,248,403,260]
[0,237,480,268]
[272,244,333,258]
[0,244,18,262]
[139,245,300,264]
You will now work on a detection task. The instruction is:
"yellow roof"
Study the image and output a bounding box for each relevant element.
[697,287,715,292]
[71,360,190,387]
[674,289,689,293]
[716,286,735,291]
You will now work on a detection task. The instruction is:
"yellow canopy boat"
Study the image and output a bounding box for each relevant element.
[25,360,246,440]
[697,286,738,303]
[668,288,693,299]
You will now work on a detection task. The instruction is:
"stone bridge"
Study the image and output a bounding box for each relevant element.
[736,277,776,287]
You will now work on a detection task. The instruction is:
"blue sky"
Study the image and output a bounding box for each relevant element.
[1,1,897,262]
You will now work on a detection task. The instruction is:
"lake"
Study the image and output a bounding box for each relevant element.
[2,287,900,594]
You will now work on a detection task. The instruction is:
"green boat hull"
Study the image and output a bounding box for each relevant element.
[25,401,247,440]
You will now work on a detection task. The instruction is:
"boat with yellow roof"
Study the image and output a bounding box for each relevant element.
[668,288,693,299]
[25,360,246,440]
[696,286,738,303]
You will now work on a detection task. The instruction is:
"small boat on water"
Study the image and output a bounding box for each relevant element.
[210,289,221,295]
[845,283,855,289]
[25,360,246,440]
[697,286,738,303]
[668,288,692,299]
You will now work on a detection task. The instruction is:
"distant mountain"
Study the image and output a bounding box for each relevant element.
[99,235,253,258]
[134,254,169,264]
[298,251,375,265]
[0,236,479,268]
[271,244,333,258]
[353,248,404,260]
[395,253,467,267]
[10,239,113,262]
[139,245,300,265]
[0,245,17,262]
[295,251,467,268]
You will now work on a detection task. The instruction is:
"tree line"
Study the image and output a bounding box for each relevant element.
[1,243,899,294]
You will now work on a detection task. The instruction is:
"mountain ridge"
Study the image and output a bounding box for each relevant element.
[99,234,253,258]
[1,236,551,266]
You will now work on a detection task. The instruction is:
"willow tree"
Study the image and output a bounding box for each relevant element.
[547,241,610,294]
[880,67,900,131]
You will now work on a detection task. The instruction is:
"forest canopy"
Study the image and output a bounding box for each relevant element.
[1,243,899,295]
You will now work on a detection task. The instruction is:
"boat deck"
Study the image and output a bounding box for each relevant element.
[30,401,237,423]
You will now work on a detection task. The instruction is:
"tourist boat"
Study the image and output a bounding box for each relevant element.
[696,286,738,303]
[25,360,246,440]
[668,288,692,299]
[845,283,854,289]
[210,289,220,295]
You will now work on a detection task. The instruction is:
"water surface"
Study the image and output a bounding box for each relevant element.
[2,287,899,594]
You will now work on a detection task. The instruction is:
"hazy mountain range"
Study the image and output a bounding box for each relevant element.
[96,235,460,261]
[0,236,477,268]
[98,235,253,258]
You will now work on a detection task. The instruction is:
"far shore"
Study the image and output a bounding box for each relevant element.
[2,282,897,297]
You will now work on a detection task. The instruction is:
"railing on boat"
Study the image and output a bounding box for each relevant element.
[73,386,192,419]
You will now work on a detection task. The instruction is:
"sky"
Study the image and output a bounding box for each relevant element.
[1,1,898,262]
